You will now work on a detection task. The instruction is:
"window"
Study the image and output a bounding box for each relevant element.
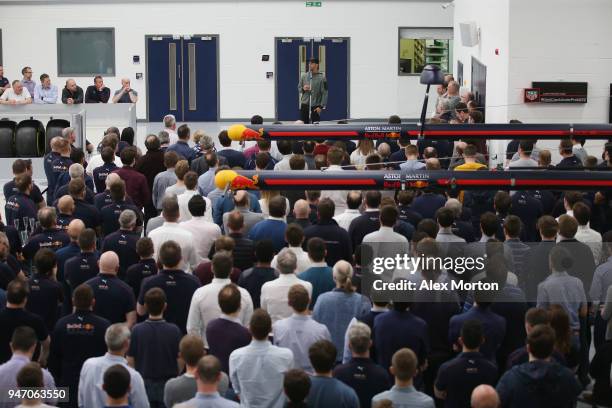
[398,28,453,75]
[57,28,115,76]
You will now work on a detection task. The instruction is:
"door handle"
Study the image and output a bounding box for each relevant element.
[178,65,181,80]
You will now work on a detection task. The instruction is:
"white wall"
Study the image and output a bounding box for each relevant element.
[0,0,453,121]
[507,0,612,124]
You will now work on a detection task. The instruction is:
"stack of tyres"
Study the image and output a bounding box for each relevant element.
[15,119,46,157]
[0,120,16,158]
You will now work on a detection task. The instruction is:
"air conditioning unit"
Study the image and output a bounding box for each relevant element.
[460,22,480,47]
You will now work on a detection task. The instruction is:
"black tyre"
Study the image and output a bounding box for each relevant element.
[0,120,16,158]
[15,119,46,157]
[45,119,71,154]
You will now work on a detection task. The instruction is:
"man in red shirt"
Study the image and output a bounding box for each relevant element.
[114,147,150,210]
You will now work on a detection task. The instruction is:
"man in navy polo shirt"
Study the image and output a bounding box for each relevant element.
[85,251,135,327]
[55,219,84,283]
[126,237,157,299]
[137,240,200,333]
[102,210,140,279]
[128,288,182,407]
[5,174,38,234]
[50,139,73,198]
[22,207,70,260]
[373,301,429,374]
[94,173,133,212]
[69,178,101,232]
[64,228,99,313]
[44,138,63,195]
[303,198,353,266]
[53,162,96,205]
[217,130,245,169]
[25,249,63,331]
[48,284,110,408]
[3,159,45,208]
[92,147,118,194]
[435,320,498,408]
[100,180,143,236]
[167,124,196,163]
[448,291,506,362]
[333,322,391,408]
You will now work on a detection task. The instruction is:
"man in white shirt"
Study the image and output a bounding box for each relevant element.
[180,195,221,264]
[186,251,254,347]
[177,171,212,222]
[229,309,294,408]
[573,201,602,264]
[149,195,198,272]
[0,80,32,104]
[261,248,313,323]
[163,114,179,145]
[334,191,362,231]
[78,324,149,408]
[271,224,312,274]
[272,285,331,372]
[320,147,347,216]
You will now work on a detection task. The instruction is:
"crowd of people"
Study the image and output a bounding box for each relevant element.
[1,74,612,408]
[0,66,137,105]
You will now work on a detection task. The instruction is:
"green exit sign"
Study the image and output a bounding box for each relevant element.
[306,1,322,7]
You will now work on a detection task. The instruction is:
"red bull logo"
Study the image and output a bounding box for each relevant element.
[230,175,259,190]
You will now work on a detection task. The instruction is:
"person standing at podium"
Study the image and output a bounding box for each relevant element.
[298,58,328,124]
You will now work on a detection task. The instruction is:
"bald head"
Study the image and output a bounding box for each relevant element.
[50,136,63,153]
[293,199,310,219]
[471,385,500,408]
[425,158,441,170]
[377,142,391,158]
[67,219,85,241]
[58,195,75,215]
[99,251,120,275]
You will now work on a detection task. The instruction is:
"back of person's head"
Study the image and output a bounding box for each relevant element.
[34,248,56,277]
[175,160,189,180]
[285,224,304,247]
[196,355,222,385]
[276,248,298,275]
[12,159,30,176]
[188,195,207,218]
[268,195,287,218]
[109,179,126,202]
[326,147,344,166]
[104,323,131,352]
[184,171,199,191]
[288,284,309,313]
[525,307,549,328]
[144,287,166,316]
[255,152,270,170]
[461,320,484,350]
[302,141,315,155]
[380,205,398,228]
[180,334,205,367]
[136,237,154,259]
[307,237,326,263]
[164,150,179,169]
[227,210,244,232]
[212,251,233,279]
[503,215,522,239]
[38,206,57,229]
[333,260,354,292]
[15,173,32,193]
[159,240,182,269]
[119,209,137,230]
[254,240,274,264]
[559,138,573,155]
[417,218,439,239]
[250,115,264,125]
[177,124,190,140]
[346,191,362,210]
[145,134,160,151]
[277,140,293,156]
[388,115,401,124]
[214,236,235,253]
[527,324,555,359]
[572,202,590,226]
[308,340,337,374]
[317,198,335,221]
[10,326,37,353]
[68,178,85,198]
[218,130,231,147]
[289,154,306,170]
[558,214,578,239]
[494,191,511,214]
[471,384,501,408]
[101,146,115,165]
[249,309,272,340]
[391,348,417,381]
[162,195,180,222]
[348,322,371,355]
[17,362,44,389]
[78,228,97,251]
[284,369,311,405]
[549,245,572,272]
[480,212,499,237]
[365,191,382,209]
[462,144,477,158]
[70,149,85,166]
[120,146,138,166]
[537,215,558,239]
[103,364,131,401]
[436,207,455,228]
[218,284,241,315]
[73,284,94,311]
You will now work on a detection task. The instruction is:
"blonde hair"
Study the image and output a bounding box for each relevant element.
[333,260,355,292]
[192,130,206,144]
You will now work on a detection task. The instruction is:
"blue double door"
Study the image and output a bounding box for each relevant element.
[276,37,349,122]
[146,35,219,122]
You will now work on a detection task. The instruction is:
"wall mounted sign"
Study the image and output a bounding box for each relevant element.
[530,81,588,103]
